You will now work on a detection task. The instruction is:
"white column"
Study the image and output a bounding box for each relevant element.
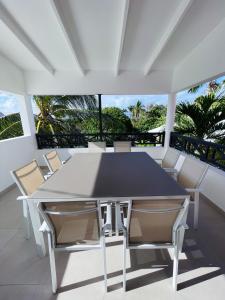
[19,94,36,137]
[164,93,176,149]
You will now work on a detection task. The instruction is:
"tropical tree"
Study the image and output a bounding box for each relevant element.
[175,93,225,142]
[34,95,97,134]
[0,113,23,140]
[128,100,145,128]
[80,107,133,133]
[135,104,166,132]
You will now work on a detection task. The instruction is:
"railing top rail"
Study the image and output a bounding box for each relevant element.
[171,132,225,149]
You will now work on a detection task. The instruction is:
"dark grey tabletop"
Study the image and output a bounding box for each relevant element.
[32,152,188,202]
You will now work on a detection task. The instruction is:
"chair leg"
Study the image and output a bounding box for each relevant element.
[172,245,179,291]
[27,201,46,257]
[22,199,30,239]
[123,236,127,291]
[101,236,107,292]
[47,233,57,294]
[194,191,199,230]
[106,204,112,237]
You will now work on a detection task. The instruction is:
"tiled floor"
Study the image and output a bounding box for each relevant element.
[0,187,225,300]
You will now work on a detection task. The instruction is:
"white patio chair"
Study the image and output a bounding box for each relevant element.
[156,147,180,179]
[38,200,107,293]
[43,150,66,174]
[11,160,45,240]
[122,197,189,291]
[177,156,209,229]
[88,141,106,152]
[114,141,131,152]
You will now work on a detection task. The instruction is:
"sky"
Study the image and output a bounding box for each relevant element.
[0,75,224,116]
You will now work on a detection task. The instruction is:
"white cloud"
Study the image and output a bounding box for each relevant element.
[0,92,20,115]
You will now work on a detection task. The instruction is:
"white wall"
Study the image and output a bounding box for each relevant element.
[172,18,225,92]
[0,136,36,192]
[201,166,225,212]
[24,70,172,95]
[0,53,25,94]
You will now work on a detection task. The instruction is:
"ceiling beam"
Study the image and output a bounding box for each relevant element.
[50,0,85,76]
[144,0,193,76]
[115,0,130,76]
[0,1,55,75]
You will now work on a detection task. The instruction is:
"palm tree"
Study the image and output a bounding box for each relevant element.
[175,93,225,141]
[34,95,98,134]
[188,79,224,94]
[0,113,23,140]
[0,95,98,139]
[128,100,144,123]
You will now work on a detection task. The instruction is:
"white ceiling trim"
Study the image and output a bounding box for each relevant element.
[50,0,85,76]
[0,1,55,75]
[114,0,130,76]
[144,0,193,76]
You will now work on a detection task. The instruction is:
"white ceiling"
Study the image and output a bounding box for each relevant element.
[0,0,225,93]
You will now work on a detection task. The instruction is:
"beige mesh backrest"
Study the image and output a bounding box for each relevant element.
[128,199,184,245]
[88,142,106,152]
[114,141,131,152]
[177,156,208,189]
[43,201,100,246]
[162,148,180,168]
[45,150,62,172]
[12,160,44,196]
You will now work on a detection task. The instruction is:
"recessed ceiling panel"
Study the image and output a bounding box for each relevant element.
[120,0,181,71]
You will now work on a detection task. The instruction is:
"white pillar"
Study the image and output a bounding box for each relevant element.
[164,93,176,149]
[19,94,36,137]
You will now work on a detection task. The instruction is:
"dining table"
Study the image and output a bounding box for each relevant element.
[29,152,189,256]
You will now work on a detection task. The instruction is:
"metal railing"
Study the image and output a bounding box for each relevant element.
[36,132,165,149]
[170,132,225,171]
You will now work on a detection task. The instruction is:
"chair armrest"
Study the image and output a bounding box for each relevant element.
[17,195,30,201]
[186,188,202,193]
[39,221,50,232]
[154,159,162,166]
[44,172,54,180]
[163,168,177,174]
[62,156,71,165]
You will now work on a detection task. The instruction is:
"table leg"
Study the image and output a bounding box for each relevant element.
[27,201,46,257]
[115,202,123,236]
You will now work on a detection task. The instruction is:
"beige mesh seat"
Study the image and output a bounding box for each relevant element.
[43,150,64,174]
[38,200,107,293]
[156,147,180,179]
[122,198,189,291]
[11,160,45,240]
[177,156,208,229]
[88,141,106,152]
[114,141,131,152]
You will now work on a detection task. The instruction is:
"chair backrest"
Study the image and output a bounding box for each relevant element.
[39,201,101,247]
[44,150,62,173]
[127,198,187,245]
[177,156,208,189]
[114,141,131,152]
[88,142,106,152]
[162,148,180,168]
[11,160,44,196]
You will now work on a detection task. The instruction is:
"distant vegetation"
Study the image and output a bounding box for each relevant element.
[0,82,225,144]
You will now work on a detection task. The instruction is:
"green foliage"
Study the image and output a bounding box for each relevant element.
[175,93,225,142]
[134,104,166,132]
[34,95,97,134]
[0,113,23,140]
[80,107,133,133]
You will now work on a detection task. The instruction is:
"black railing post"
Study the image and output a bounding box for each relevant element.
[98,94,103,141]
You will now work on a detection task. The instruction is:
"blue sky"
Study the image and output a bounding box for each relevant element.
[0,75,224,116]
